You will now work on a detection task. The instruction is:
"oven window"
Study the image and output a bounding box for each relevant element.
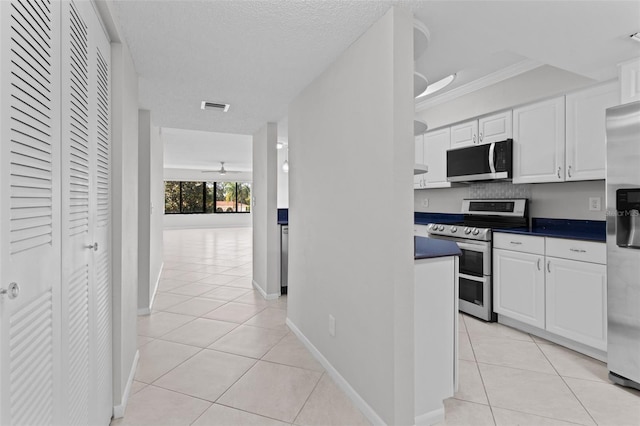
[459,249,484,277]
[460,276,484,307]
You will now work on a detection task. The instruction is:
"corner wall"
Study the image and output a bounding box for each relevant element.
[137,110,164,313]
[252,123,279,297]
[287,7,414,424]
[111,41,139,413]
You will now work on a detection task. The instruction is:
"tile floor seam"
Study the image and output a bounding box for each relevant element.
[535,340,601,426]
[290,371,325,425]
[142,345,206,386]
[472,357,498,426]
[492,405,595,426]
[474,360,563,377]
[212,401,294,425]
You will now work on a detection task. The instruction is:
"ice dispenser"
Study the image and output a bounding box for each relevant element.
[616,189,640,249]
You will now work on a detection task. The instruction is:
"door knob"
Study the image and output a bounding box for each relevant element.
[0,282,20,299]
[87,242,99,251]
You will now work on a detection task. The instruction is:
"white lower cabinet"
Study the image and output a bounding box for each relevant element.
[545,257,607,351]
[493,234,607,353]
[493,249,545,329]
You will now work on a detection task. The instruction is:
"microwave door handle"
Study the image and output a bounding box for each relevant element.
[488,142,496,174]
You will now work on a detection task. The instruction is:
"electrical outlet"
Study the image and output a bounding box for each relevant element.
[328,314,336,337]
[589,197,601,211]
[422,198,429,207]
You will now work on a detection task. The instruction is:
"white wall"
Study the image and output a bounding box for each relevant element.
[287,8,414,425]
[111,41,139,412]
[137,111,164,313]
[277,146,289,208]
[149,126,164,298]
[252,123,280,297]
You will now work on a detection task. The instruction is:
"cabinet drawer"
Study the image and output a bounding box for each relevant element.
[545,238,606,264]
[494,233,544,254]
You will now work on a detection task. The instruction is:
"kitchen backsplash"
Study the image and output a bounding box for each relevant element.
[469,182,531,199]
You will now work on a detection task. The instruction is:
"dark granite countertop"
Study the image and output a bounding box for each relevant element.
[494,218,606,242]
[415,236,461,260]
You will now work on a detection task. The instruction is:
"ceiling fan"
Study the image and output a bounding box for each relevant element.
[201,161,242,175]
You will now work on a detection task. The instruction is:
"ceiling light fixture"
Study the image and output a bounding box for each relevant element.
[417,74,456,98]
[201,101,230,112]
[630,32,640,43]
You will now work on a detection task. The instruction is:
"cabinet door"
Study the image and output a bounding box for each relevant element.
[513,97,565,184]
[450,120,478,148]
[619,58,640,104]
[565,82,618,181]
[414,135,425,189]
[546,257,607,351]
[493,249,545,328]
[478,110,512,144]
[424,128,451,188]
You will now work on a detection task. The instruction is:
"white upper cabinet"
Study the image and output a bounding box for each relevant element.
[478,110,513,144]
[619,57,640,104]
[423,127,451,188]
[513,97,566,184]
[450,120,478,148]
[565,81,619,181]
[449,111,512,149]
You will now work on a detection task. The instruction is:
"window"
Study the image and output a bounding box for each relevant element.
[164,181,251,214]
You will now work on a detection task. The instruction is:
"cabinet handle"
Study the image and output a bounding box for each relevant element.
[570,248,586,253]
[473,134,477,144]
[557,167,562,179]
[537,258,541,270]
[479,132,484,142]
[510,241,522,245]
[568,165,572,178]
[547,260,551,273]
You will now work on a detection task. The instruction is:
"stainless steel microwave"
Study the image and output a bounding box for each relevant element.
[446,139,513,182]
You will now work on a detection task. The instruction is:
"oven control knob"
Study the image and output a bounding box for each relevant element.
[438,225,445,231]
[472,228,480,235]
[450,226,457,233]
[464,227,472,235]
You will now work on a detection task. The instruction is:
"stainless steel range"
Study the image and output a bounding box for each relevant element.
[427,199,529,321]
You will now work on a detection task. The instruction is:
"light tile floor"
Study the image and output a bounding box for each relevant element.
[112,228,370,426]
[113,228,640,426]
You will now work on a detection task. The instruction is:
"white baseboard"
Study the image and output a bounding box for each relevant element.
[415,407,444,426]
[113,349,140,418]
[498,315,607,362]
[285,318,386,426]
[137,262,164,316]
[252,279,280,300]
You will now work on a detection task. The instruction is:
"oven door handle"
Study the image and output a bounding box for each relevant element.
[455,241,490,251]
[458,272,490,282]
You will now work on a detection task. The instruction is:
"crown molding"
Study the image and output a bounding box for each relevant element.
[415,59,543,112]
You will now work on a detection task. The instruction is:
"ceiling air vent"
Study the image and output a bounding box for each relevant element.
[201,101,230,112]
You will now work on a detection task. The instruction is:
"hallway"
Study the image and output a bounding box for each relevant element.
[112,228,370,426]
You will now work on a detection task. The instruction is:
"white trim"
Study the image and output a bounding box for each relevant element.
[286,318,387,426]
[498,315,607,362]
[137,262,164,315]
[252,279,280,300]
[415,59,542,112]
[163,224,252,230]
[113,349,140,418]
[415,407,445,426]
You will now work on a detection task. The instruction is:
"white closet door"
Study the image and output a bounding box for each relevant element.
[0,1,62,425]
[61,1,92,424]
[90,4,113,422]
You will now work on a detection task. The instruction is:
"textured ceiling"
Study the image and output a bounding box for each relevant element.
[113,0,640,137]
[162,127,252,171]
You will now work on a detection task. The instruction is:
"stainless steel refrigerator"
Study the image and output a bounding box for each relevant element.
[606,100,640,390]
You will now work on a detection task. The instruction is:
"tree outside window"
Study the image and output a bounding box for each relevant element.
[165,181,251,214]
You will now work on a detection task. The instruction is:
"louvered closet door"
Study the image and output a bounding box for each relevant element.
[0,1,63,425]
[60,1,112,424]
[89,4,113,423]
[60,1,92,424]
